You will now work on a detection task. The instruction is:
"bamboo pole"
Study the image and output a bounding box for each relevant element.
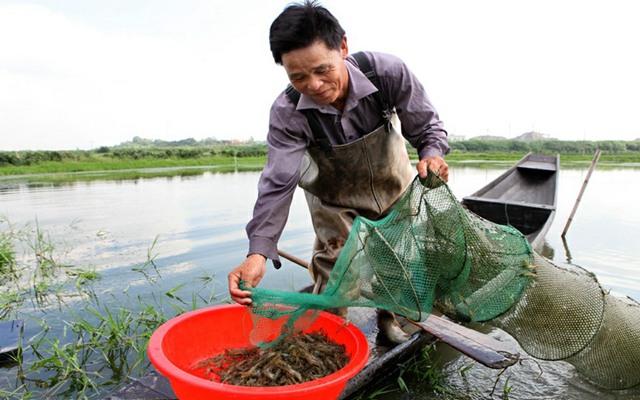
[561,150,602,238]
[277,249,310,270]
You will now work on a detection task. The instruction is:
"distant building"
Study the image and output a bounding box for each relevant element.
[466,131,556,141]
[514,131,552,141]
[220,139,251,146]
[449,134,466,142]
[472,135,508,141]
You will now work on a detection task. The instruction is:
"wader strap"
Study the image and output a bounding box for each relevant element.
[285,85,337,160]
[352,52,393,132]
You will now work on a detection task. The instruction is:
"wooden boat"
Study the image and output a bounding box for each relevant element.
[461,152,559,252]
[109,153,559,400]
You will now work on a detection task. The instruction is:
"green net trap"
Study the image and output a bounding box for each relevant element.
[244,171,640,390]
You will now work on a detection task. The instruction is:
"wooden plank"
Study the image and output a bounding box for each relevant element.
[463,196,555,210]
[409,316,519,369]
[517,155,558,171]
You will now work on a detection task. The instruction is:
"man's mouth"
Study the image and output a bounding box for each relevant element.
[314,89,330,99]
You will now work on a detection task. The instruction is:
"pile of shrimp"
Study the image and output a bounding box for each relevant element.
[192,329,350,387]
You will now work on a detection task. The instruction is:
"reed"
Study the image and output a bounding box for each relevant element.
[0,216,19,275]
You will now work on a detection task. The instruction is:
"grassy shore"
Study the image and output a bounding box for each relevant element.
[0,155,265,176]
[446,151,640,163]
[1,149,639,178]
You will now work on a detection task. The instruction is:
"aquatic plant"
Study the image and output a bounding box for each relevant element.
[0,215,18,275]
[0,219,222,399]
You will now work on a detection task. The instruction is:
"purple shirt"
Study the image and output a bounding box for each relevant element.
[247,51,450,266]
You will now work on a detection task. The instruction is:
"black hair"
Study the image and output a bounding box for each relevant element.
[269,0,346,65]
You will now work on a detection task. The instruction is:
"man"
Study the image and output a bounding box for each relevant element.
[228,0,450,343]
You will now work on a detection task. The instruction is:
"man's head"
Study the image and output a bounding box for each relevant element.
[269,0,345,65]
[270,1,350,109]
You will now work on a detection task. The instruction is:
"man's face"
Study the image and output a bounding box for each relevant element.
[281,37,349,108]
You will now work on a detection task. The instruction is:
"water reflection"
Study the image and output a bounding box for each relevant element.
[538,240,556,260]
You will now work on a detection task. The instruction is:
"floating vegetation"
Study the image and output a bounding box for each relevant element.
[192,330,350,387]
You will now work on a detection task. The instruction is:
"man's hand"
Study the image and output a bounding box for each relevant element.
[228,254,266,305]
[416,156,449,182]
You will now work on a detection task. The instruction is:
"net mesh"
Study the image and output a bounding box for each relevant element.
[494,252,640,389]
[244,171,640,390]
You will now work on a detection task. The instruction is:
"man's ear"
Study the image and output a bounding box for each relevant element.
[341,36,348,59]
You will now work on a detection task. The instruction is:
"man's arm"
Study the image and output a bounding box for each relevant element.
[244,103,308,264]
[228,97,308,304]
[370,52,451,180]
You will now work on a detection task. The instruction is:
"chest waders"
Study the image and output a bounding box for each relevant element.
[287,53,413,295]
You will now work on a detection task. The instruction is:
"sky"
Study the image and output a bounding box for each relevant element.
[1,0,639,151]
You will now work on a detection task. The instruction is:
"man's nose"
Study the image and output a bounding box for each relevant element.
[307,75,322,91]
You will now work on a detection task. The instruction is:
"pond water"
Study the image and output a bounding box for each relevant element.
[0,164,639,399]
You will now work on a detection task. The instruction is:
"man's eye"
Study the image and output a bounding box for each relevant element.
[316,69,328,74]
[291,76,304,82]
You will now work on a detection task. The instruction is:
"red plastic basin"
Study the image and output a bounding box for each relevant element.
[148,304,369,400]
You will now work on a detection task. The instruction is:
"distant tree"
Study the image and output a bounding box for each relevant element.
[542,140,565,153]
[464,139,492,152]
[449,141,467,152]
[508,140,529,152]
[131,136,153,146]
[596,141,625,153]
[175,138,198,147]
[201,137,220,146]
[627,142,640,151]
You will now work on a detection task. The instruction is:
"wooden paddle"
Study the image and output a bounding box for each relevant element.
[276,249,519,369]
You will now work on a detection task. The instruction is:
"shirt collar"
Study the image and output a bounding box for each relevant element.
[296,57,379,113]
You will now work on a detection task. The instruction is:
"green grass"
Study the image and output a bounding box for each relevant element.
[0,155,266,176]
